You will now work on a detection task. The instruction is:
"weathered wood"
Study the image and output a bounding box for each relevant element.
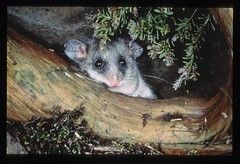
[160,143,232,155]
[210,8,233,51]
[7,8,232,153]
[6,27,232,144]
[210,8,233,97]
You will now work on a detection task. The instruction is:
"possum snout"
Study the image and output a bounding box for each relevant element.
[107,74,122,87]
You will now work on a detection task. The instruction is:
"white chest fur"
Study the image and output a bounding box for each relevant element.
[130,75,157,99]
[109,69,157,99]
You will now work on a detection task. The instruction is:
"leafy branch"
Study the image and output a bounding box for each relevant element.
[92,7,132,50]
[91,7,216,90]
[173,12,215,90]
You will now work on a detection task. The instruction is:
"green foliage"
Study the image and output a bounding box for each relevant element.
[93,7,132,50]
[91,7,216,90]
[172,9,216,90]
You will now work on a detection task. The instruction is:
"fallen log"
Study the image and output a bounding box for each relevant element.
[7,8,232,153]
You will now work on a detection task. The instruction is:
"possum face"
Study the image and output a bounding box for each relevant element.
[64,38,143,95]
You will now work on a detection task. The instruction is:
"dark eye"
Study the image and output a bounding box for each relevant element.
[119,58,126,67]
[94,59,104,68]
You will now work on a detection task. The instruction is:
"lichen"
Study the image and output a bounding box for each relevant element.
[14,70,36,95]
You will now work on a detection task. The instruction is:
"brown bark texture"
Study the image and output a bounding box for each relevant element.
[7,8,232,153]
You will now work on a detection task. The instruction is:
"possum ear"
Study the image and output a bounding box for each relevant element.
[64,39,87,60]
[128,41,143,59]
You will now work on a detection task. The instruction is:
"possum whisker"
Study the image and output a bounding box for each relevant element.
[141,68,175,72]
[125,74,159,93]
[144,82,159,93]
[124,73,138,79]
[140,68,163,71]
[142,74,172,85]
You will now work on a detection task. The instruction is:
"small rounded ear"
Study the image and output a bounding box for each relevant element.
[64,39,87,61]
[128,41,143,59]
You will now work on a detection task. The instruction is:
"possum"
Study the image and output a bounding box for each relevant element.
[64,37,157,99]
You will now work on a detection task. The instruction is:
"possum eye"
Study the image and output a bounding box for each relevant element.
[94,59,104,68]
[119,57,127,67]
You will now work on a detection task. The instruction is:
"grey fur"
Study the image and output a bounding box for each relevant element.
[64,37,156,99]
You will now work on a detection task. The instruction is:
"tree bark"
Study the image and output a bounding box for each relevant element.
[210,8,233,96]
[7,8,232,153]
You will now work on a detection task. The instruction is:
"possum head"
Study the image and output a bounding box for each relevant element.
[64,38,144,95]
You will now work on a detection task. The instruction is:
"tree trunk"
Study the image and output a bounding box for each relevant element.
[7,8,232,153]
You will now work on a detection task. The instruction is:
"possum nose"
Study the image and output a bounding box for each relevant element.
[108,75,120,87]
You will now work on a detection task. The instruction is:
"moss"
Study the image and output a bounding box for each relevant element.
[7,106,164,155]
[14,70,36,95]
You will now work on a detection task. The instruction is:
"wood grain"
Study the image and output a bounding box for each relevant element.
[7,8,232,151]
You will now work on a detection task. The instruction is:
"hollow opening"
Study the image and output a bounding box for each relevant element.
[137,20,229,99]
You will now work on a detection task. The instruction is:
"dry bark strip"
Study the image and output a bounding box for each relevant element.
[160,143,232,155]
[7,8,232,151]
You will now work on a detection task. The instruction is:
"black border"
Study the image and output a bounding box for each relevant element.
[1,0,239,162]
[0,2,7,157]
[232,0,240,159]
[4,0,234,7]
